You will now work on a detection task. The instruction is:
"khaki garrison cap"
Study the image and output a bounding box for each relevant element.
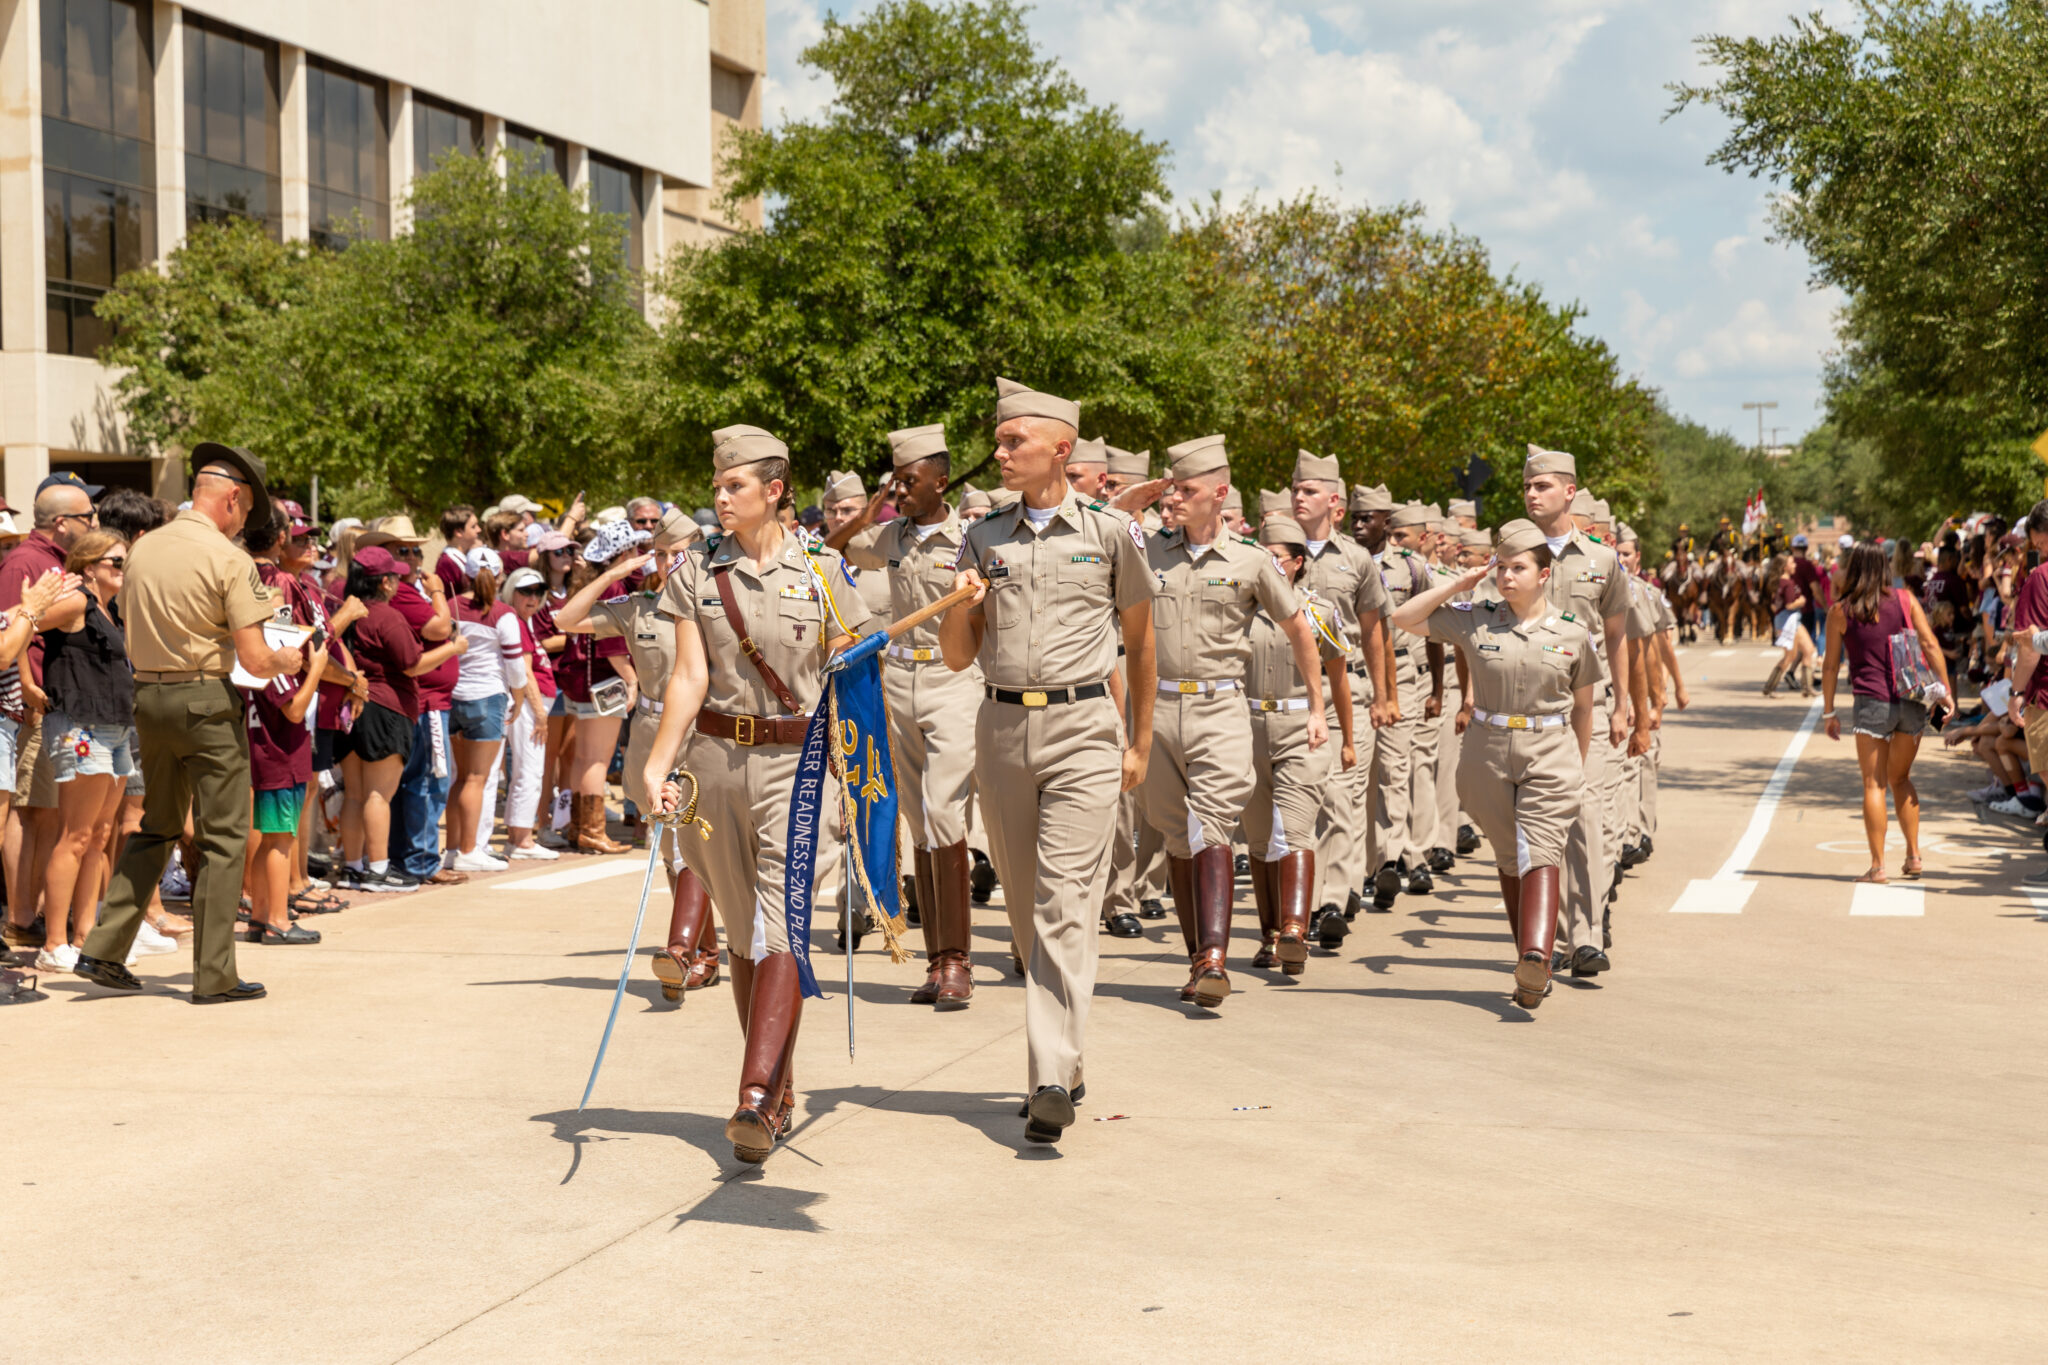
[958,487,992,512]
[1106,446,1150,478]
[712,424,788,471]
[1068,437,1108,468]
[1568,488,1597,517]
[1423,502,1444,522]
[1617,521,1639,544]
[1259,515,1309,547]
[887,424,948,467]
[823,470,865,505]
[1448,498,1476,519]
[1166,434,1229,480]
[995,377,1080,430]
[990,487,1022,509]
[652,505,701,550]
[1258,488,1291,518]
[1388,503,1432,529]
[1349,483,1395,513]
[1495,518,1548,557]
[1590,499,1613,524]
[1222,485,1244,513]
[1524,443,1578,480]
[1461,527,1493,551]
[1292,450,1341,484]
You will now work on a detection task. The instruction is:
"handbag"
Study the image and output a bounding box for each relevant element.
[1888,589,1940,704]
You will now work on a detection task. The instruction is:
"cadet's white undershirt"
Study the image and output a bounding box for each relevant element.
[1306,538,1328,555]
[1186,542,1212,559]
[1022,505,1056,530]
[910,518,944,541]
[1545,533,1570,554]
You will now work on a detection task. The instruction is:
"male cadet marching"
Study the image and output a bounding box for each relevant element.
[1101,445,1169,934]
[1368,503,1444,909]
[1449,498,1478,531]
[822,470,894,619]
[1290,455,1393,944]
[1521,443,1631,978]
[1142,436,1324,1007]
[940,378,1156,1145]
[1615,523,1686,868]
[1420,510,1471,872]
[74,444,303,1003]
[835,424,984,1008]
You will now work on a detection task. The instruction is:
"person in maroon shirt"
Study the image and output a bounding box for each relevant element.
[2010,504,2048,809]
[386,539,466,886]
[554,528,641,854]
[436,504,479,597]
[335,548,465,894]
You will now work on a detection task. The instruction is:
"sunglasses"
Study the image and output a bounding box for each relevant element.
[631,517,662,527]
[97,555,126,568]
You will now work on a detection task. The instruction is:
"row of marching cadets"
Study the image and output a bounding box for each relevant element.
[636,387,1685,1164]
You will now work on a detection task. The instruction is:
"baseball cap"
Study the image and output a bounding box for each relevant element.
[501,494,546,515]
[353,545,403,577]
[504,566,546,592]
[466,546,505,579]
[1792,534,1808,547]
[280,499,315,537]
[1838,534,1854,549]
[39,470,104,499]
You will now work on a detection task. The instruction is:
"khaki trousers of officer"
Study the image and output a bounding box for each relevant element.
[1429,682,1465,851]
[1561,705,1617,953]
[1458,725,1580,874]
[1105,787,1167,919]
[1635,730,1662,841]
[676,733,806,960]
[1244,709,1332,860]
[1407,674,1442,855]
[883,659,982,849]
[83,679,249,996]
[976,695,1122,1093]
[1315,672,1375,909]
[1369,660,1426,872]
[1140,691,1256,858]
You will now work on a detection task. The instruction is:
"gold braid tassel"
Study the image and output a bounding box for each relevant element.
[828,685,913,964]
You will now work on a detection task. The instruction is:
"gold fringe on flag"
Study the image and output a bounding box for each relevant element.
[827,685,913,964]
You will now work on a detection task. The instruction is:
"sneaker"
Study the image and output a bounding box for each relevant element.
[2023,868,2048,886]
[508,843,560,861]
[1967,780,2007,804]
[451,850,509,873]
[333,865,366,892]
[133,920,180,957]
[536,829,572,851]
[357,870,419,893]
[35,943,80,972]
[305,875,333,892]
[159,861,193,902]
[1991,795,2038,818]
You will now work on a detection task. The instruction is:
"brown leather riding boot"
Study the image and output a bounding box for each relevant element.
[1274,850,1314,976]
[652,868,716,1000]
[727,955,754,1032]
[1498,870,1522,943]
[931,840,975,1007]
[908,847,944,1005]
[1250,856,1279,968]
[1167,854,1198,1000]
[728,952,803,1162]
[1186,844,1234,1008]
[575,794,631,855]
[689,902,720,989]
[1513,866,1561,1008]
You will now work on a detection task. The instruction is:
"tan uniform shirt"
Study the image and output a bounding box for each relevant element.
[957,493,1152,688]
[1428,597,1605,716]
[1542,529,1629,656]
[843,511,971,651]
[588,593,678,693]
[1244,592,1345,703]
[656,531,872,717]
[123,509,276,675]
[1145,530,1299,681]
[1378,546,1435,680]
[1301,536,1391,653]
[1623,576,1661,642]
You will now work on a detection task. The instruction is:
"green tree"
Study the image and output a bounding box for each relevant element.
[643,0,1238,485]
[1673,0,2048,530]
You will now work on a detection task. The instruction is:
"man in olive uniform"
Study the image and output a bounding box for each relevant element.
[1142,435,1324,1007]
[74,444,304,1003]
[1369,503,1444,908]
[836,423,986,1008]
[1522,444,1631,977]
[940,378,1155,1145]
[1292,456,1393,943]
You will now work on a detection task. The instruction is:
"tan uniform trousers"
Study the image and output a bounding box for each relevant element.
[1244,708,1332,860]
[1561,705,1619,954]
[1314,671,1377,909]
[1458,724,1581,875]
[1630,729,1662,843]
[1140,691,1256,858]
[1427,680,1465,851]
[976,695,1123,1093]
[882,658,983,849]
[1368,658,1428,871]
[675,733,807,962]
[1406,671,1443,855]
[1105,786,1167,919]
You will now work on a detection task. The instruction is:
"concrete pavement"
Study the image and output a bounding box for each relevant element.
[5,653,2047,1361]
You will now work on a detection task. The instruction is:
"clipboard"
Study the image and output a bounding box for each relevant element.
[230,622,314,690]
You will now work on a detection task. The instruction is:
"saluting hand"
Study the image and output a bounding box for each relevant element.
[1106,478,1169,514]
[1455,559,1495,593]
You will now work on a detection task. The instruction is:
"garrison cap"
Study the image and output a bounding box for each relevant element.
[1166,434,1229,480]
[1067,437,1108,468]
[652,505,702,550]
[1388,503,1432,529]
[1524,443,1578,480]
[958,487,992,512]
[1257,489,1290,518]
[1495,518,1548,557]
[995,377,1080,430]
[1106,446,1150,478]
[887,424,948,467]
[1448,498,1476,519]
[1461,527,1494,550]
[1590,499,1613,524]
[1568,489,1597,516]
[1222,485,1244,514]
[1616,521,1639,545]
[1292,450,1341,484]
[1349,483,1395,513]
[1259,515,1309,548]
[712,424,788,472]
[990,487,1022,509]
[823,470,865,505]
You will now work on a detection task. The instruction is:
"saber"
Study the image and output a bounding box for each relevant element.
[845,825,855,1059]
[578,771,711,1112]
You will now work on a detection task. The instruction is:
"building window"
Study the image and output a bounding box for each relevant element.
[503,124,568,185]
[412,93,480,175]
[710,64,751,121]
[306,58,388,247]
[587,152,644,273]
[183,15,279,237]
[41,0,156,358]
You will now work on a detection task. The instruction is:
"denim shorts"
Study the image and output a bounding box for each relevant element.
[0,714,16,796]
[548,691,567,718]
[449,693,509,742]
[45,711,135,781]
[1851,694,1929,739]
[1772,609,1802,650]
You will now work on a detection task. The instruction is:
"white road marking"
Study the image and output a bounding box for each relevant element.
[1849,883,1924,916]
[1757,649,1780,659]
[1671,696,1824,914]
[498,858,643,891]
[2027,887,2048,919]
[1711,649,1736,658]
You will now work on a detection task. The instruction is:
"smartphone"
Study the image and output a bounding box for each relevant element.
[308,625,328,652]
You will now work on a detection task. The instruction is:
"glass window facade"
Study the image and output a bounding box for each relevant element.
[710,64,750,121]
[40,0,156,358]
[412,93,480,175]
[503,124,568,185]
[306,58,388,247]
[588,153,644,306]
[182,16,279,236]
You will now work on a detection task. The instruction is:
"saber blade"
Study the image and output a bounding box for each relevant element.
[577,835,665,1112]
[845,827,855,1060]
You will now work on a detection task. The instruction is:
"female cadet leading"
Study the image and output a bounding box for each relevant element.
[642,426,871,1165]
[1391,518,1603,1009]
[1240,514,1354,975]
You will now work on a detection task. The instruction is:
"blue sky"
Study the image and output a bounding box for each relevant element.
[763,0,1858,446]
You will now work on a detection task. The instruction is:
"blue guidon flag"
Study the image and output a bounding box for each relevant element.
[782,629,909,998]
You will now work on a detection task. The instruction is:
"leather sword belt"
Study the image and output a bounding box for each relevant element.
[697,709,811,745]
[887,644,942,663]
[1157,678,1241,695]
[1250,696,1312,713]
[1470,708,1568,731]
[984,683,1109,707]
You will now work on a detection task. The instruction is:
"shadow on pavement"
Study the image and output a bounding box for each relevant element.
[529,1105,736,1184]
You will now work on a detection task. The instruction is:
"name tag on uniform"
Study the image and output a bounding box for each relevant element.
[1478,642,1501,652]
[888,559,902,568]
[635,632,659,642]
[1071,554,1102,564]
[779,583,818,601]
[987,556,1010,579]
[700,597,721,607]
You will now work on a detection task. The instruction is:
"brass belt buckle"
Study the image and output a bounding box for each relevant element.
[1507,715,1529,730]
[1021,691,1048,707]
[911,647,934,661]
[733,714,758,745]
[1177,680,1199,694]
[1259,699,1278,711]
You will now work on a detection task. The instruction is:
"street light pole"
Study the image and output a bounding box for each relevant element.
[1742,400,1778,455]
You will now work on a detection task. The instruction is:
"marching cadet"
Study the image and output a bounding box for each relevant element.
[1391,518,1603,1009]
[959,487,994,524]
[939,378,1156,1145]
[1369,503,1444,909]
[1591,501,1655,922]
[1419,521,1471,873]
[1449,499,1478,531]
[1139,436,1324,1008]
[1221,485,1251,537]
[553,508,721,1001]
[1065,437,1111,499]
[1291,460,1394,945]
[822,470,893,619]
[643,424,874,1166]
[834,424,985,1009]
[1241,515,1353,975]
[1520,444,1631,979]
[1615,525,1687,869]
[1100,439,1170,936]
[1103,446,1162,534]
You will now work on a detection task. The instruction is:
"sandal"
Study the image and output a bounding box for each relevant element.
[289,890,347,915]
[1855,867,1888,884]
[246,922,321,945]
[1900,857,1923,880]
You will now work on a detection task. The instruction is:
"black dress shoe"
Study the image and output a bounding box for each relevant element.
[1103,911,1143,938]
[192,981,267,1004]
[968,850,997,905]
[73,954,143,992]
[1138,898,1167,920]
[1233,852,1250,876]
[1404,865,1434,895]
[1371,862,1400,911]
[902,875,921,927]
[1023,1084,1076,1143]
[1455,824,1481,855]
[1637,835,1653,863]
[1569,945,1609,978]
[1426,847,1454,873]
[1618,841,1643,869]
[1018,1082,1084,1117]
[1316,904,1349,951]
[1344,889,1363,921]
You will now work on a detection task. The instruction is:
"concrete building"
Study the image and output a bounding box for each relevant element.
[0,0,763,510]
